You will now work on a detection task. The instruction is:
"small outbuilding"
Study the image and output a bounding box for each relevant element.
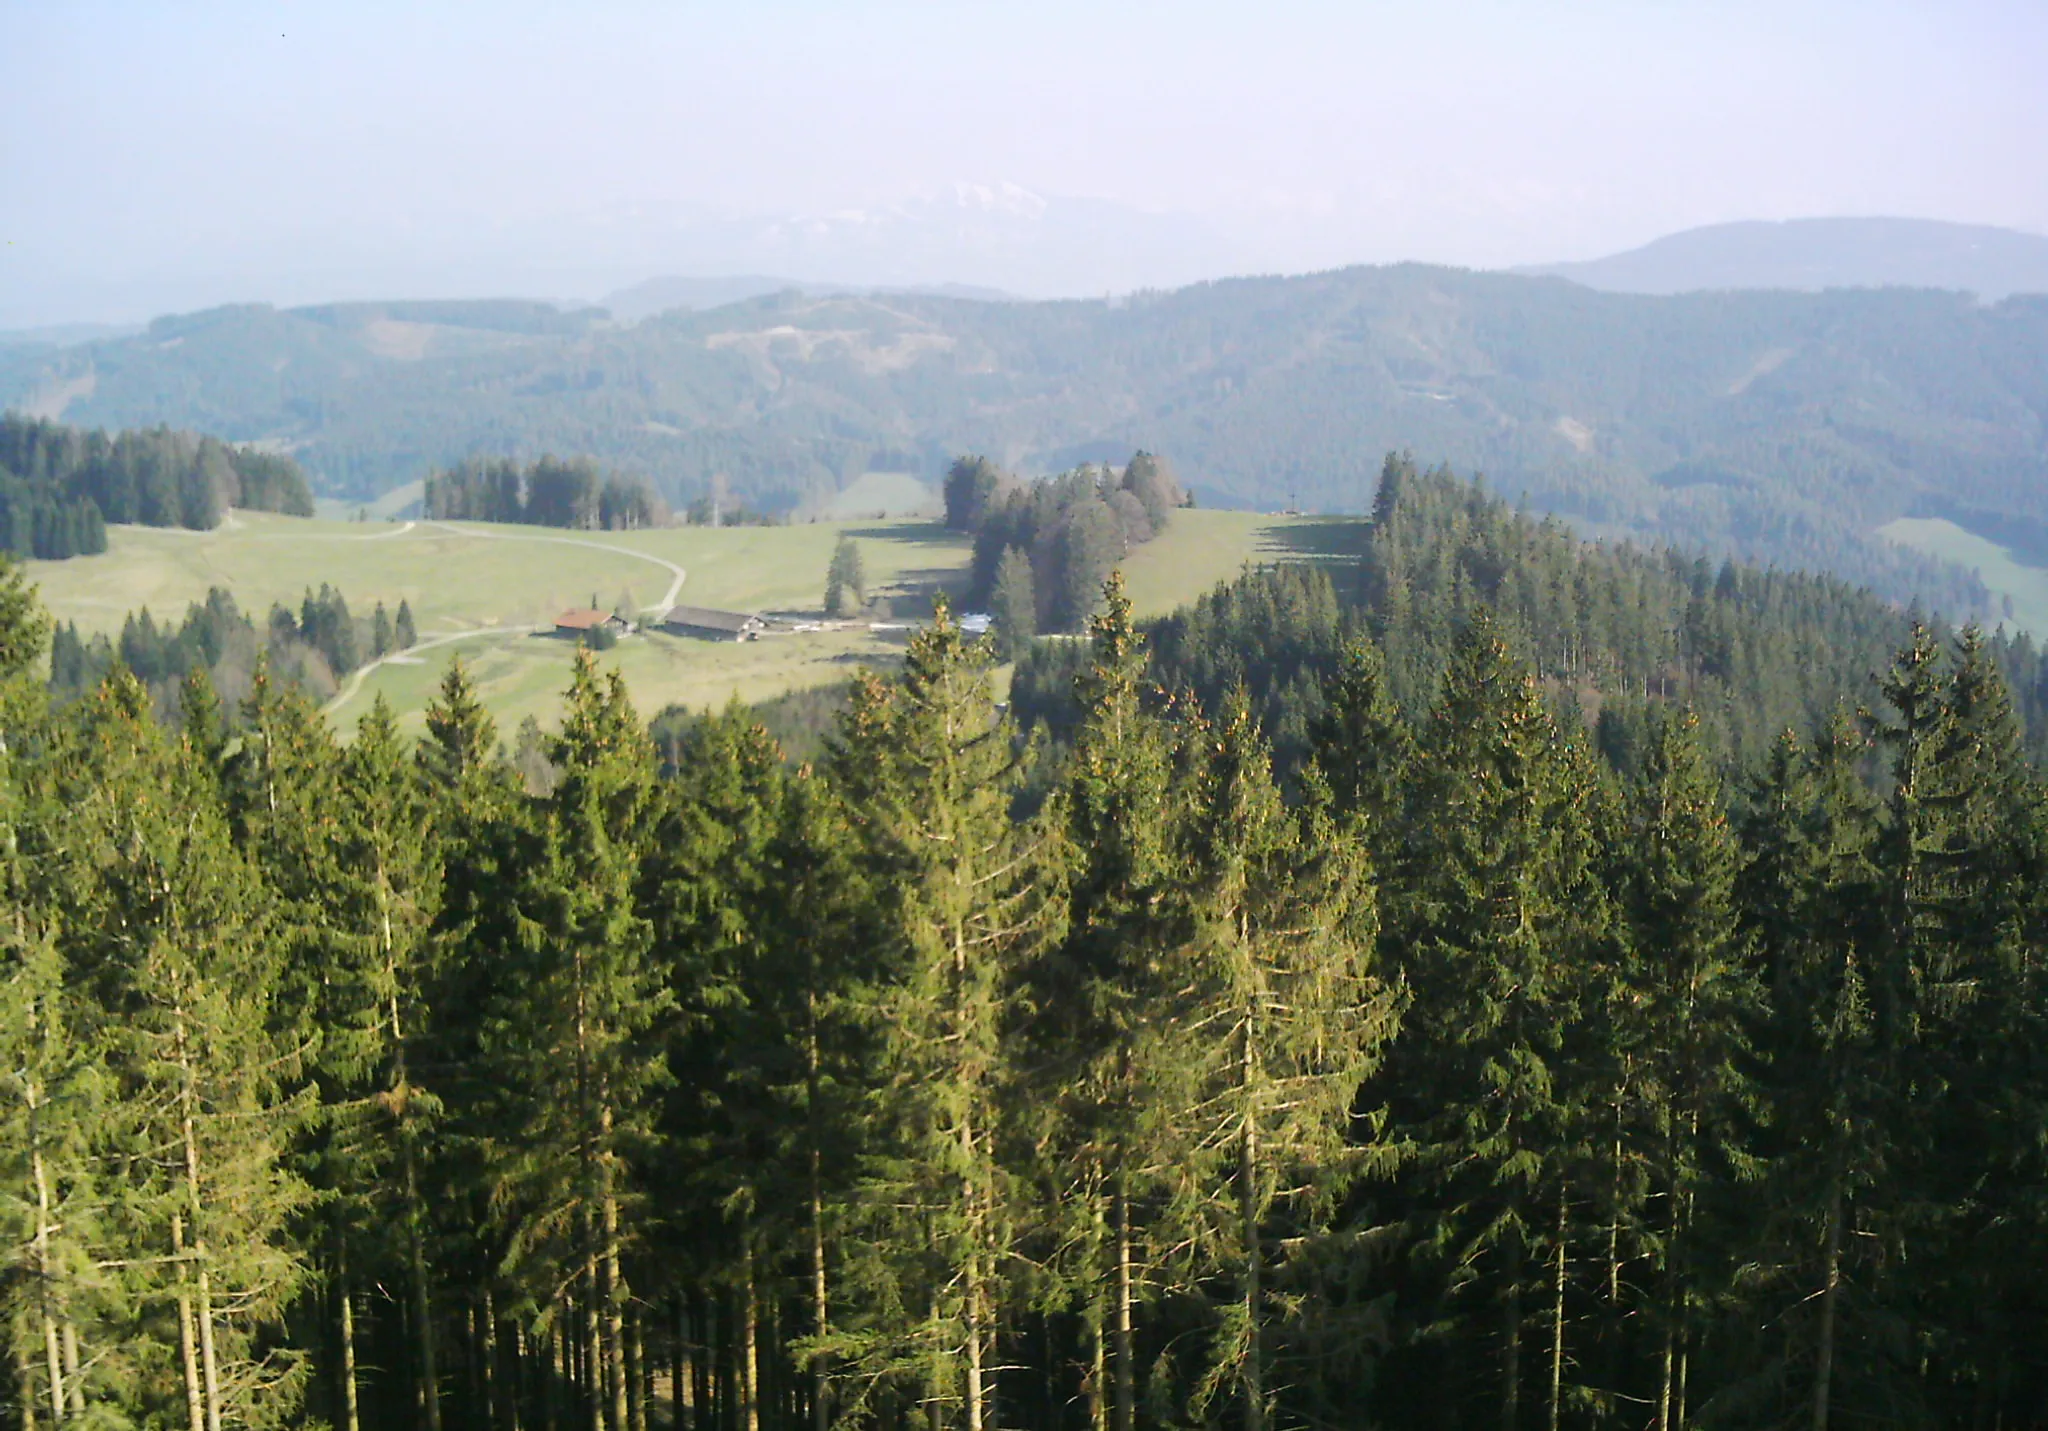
[663,604,767,642]
[554,608,634,637]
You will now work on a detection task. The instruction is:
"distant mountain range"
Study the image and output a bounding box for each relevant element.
[598,275,1014,324]
[7,266,2044,628]
[1521,217,2048,300]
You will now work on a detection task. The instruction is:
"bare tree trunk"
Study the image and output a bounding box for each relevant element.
[964,1234,986,1431]
[16,1339,40,1431]
[175,1017,224,1431]
[627,1302,646,1431]
[1548,1189,1566,1431]
[512,1323,529,1431]
[742,1244,761,1431]
[675,1296,695,1431]
[404,1135,443,1431]
[926,1285,944,1431]
[483,1288,502,1431]
[173,1211,204,1431]
[1114,1175,1135,1431]
[691,1289,712,1431]
[1085,1192,1105,1431]
[1240,1022,1264,1431]
[604,1145,629,1431]
[1500,1210,1522,1431]
[808,992,833,1431]
[339,1237,363,1431]
[542,1320,559,1431]
[35,1118,63,1429]
[1812,1141,1846,1431]
[586,1266,606,1431]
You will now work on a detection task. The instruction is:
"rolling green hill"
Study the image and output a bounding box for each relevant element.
[24,507,1303,734]
[8,270,2046,619]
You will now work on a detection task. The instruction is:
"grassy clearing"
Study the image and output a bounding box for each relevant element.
[1120,510,1325,614]
[26,508,1319,733]
[820,471,940,519]
[1879,517,2048,637]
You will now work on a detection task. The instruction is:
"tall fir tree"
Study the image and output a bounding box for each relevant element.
[1371,611,1607,1431]
[1167,684,1394,1431]
[830,598,1058,1431]
[485,652,673,1431]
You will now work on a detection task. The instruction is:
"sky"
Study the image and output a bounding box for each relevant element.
[3,0,2045,326]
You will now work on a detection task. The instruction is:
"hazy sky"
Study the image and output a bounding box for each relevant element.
[4,0,2044,325]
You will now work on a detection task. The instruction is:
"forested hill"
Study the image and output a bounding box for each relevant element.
[1015,456,2048,772]
[5,272,2045,613]
[0,413,315,559]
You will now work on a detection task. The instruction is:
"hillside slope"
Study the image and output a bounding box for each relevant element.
[6,271,2047,614]
[1520,217,2048,300]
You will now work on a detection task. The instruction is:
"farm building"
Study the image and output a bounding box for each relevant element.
[664,604,767,641]
[554,608,634,637]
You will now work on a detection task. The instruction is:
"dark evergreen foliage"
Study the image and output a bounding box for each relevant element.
[423,453,665,530]
[958,453,1179,633]
[6,434,2048,1430]
[0,413,314,559]
[48,582,382,714]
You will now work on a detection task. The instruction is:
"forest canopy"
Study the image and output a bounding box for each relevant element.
[0,412,315,558]
[4,458,2048,1429]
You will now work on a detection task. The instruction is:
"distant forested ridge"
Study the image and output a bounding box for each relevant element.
[424,453,665,529]
[0,412,314,558]
[5,272,2043,613]
[4,497,2047,1429]
[1017,454,2048,772]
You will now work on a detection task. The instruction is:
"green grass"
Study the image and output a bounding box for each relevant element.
[1879,517,2048,637]
[314,478,426,522]
[25,508,1319,733]
[820,471,940,519]
[1120,510,1326,614]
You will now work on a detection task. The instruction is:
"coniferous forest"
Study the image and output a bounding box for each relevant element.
[0,414,316,559]
[6,459,2048,1431]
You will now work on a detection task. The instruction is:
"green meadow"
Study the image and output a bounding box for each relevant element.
[27,508,1313,734]
[1879,517,2048,638]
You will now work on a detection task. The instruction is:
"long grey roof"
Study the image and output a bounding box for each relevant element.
[663,604,762,631]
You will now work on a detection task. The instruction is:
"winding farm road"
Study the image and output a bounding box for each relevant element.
[324,623,541,714]
[323,522,689,716]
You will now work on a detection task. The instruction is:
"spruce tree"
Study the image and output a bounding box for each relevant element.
[1028,571,1187,1431]
[989,546,1037,660]
[1737,713,1895,1429]
[829,598,1057,1431]
[318,695,448,1431]
[1372,611,1606,1431]
[1168,685,1394,1431]
[1307,633,1410,848]
[62,670,312,1429]
[486,652,673,1431]
[1613,708,1761,1427]
[825,536,867,618]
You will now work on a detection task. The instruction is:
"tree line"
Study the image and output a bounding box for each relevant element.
[424,456,667,531]
[5,483,2047,1428]
[49,584,416,717]
[0,413,315,559]
[1016,455,2048,777]
[945,453,1186,652]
